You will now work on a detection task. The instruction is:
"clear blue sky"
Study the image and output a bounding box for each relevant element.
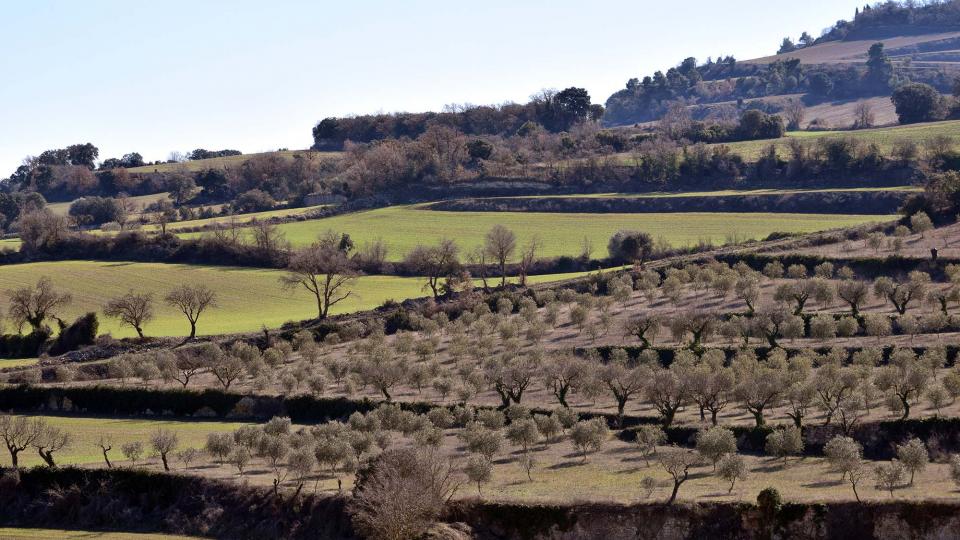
[0,0,865,174]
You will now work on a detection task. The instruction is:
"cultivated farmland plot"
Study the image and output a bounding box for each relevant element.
[179,205,891,261]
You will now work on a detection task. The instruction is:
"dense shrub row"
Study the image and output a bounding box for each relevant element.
[5,467,960,540]
[0,331,50,359]
[449,499,960,540]
[0,467,354,539]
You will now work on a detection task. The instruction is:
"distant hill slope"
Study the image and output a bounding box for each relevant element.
[745,30,960,66]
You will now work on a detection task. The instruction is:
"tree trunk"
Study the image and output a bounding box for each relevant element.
[668,480,682,505]
[38,449,55,467]
[102,448,113,468]
[188,320,197,339]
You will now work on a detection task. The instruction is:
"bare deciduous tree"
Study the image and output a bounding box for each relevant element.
[34,424,71,467]
[349,447,461,540]
[164,284,217,339]
[484,225,516,287]
[103,291,154,338]
[516,236,542,287]
[150,429,179,472]
[282,232,359,319]
[6,277,72,332]
[0,415,43,467]
[404,239,460,299]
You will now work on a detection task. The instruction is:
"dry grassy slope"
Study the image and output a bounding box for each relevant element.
[745,31,960,65]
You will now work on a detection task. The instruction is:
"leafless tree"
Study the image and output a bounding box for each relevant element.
[784,99,806,130]
[6,276,72,332]
[404,239,460,299]
[15,209,70,252]
[516,236,542,287]
[103,291,154,338]
[0,415,43,467]
[164,284,217,339]
[484,225,516,287]
[150,429,179,471]
[349,447,461,540]
[34,424,71,467]
[252,221,290,259]
[282,232,359,319]
[852,101,875,130]
[97,435,114,468]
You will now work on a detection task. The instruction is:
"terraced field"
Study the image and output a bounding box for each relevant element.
[0,415,248,468]
[710,120,960,161]
[506,186,920,199]
[144,204,327,232]
[0,261,602,338]
[180,205,893,261]
[0,529,201,539]
[47,192,172,217]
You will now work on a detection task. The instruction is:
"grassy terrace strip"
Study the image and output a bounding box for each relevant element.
[0,261,598,338]
[178,205,893,261]
[0,415,248,468]
[47,192,172,217]
[500,186,922,199]
[140,204,328,232]
[598,120,960,163]
[0,529,201,539]
[709,119,960,161]
[124,150,341,174]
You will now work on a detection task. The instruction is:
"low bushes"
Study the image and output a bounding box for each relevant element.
[0,467,353,539]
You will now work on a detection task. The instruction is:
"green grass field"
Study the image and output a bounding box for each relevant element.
[0,237,21,251]
[180,205,892,261]
[0,415,249,468]
[47,193,172,217]
[0,358,39,369]
[0,529,201,539]
[142,204,327,233]
[0,261,601,338]
[505,186,920,199]
[125,150,340,174]
[709,119,960,161]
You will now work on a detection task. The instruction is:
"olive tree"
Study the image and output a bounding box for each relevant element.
[570,418,609,462]
[695,426,736,470]
[824,436,863,482]
[659,447,699,505]
[717,454,748,494]
[874,272,931,314]
[895,438,928,485]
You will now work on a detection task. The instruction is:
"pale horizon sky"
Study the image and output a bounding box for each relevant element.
[0,0,865,175]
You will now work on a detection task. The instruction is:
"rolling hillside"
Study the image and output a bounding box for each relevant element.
[746,30,960,66]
